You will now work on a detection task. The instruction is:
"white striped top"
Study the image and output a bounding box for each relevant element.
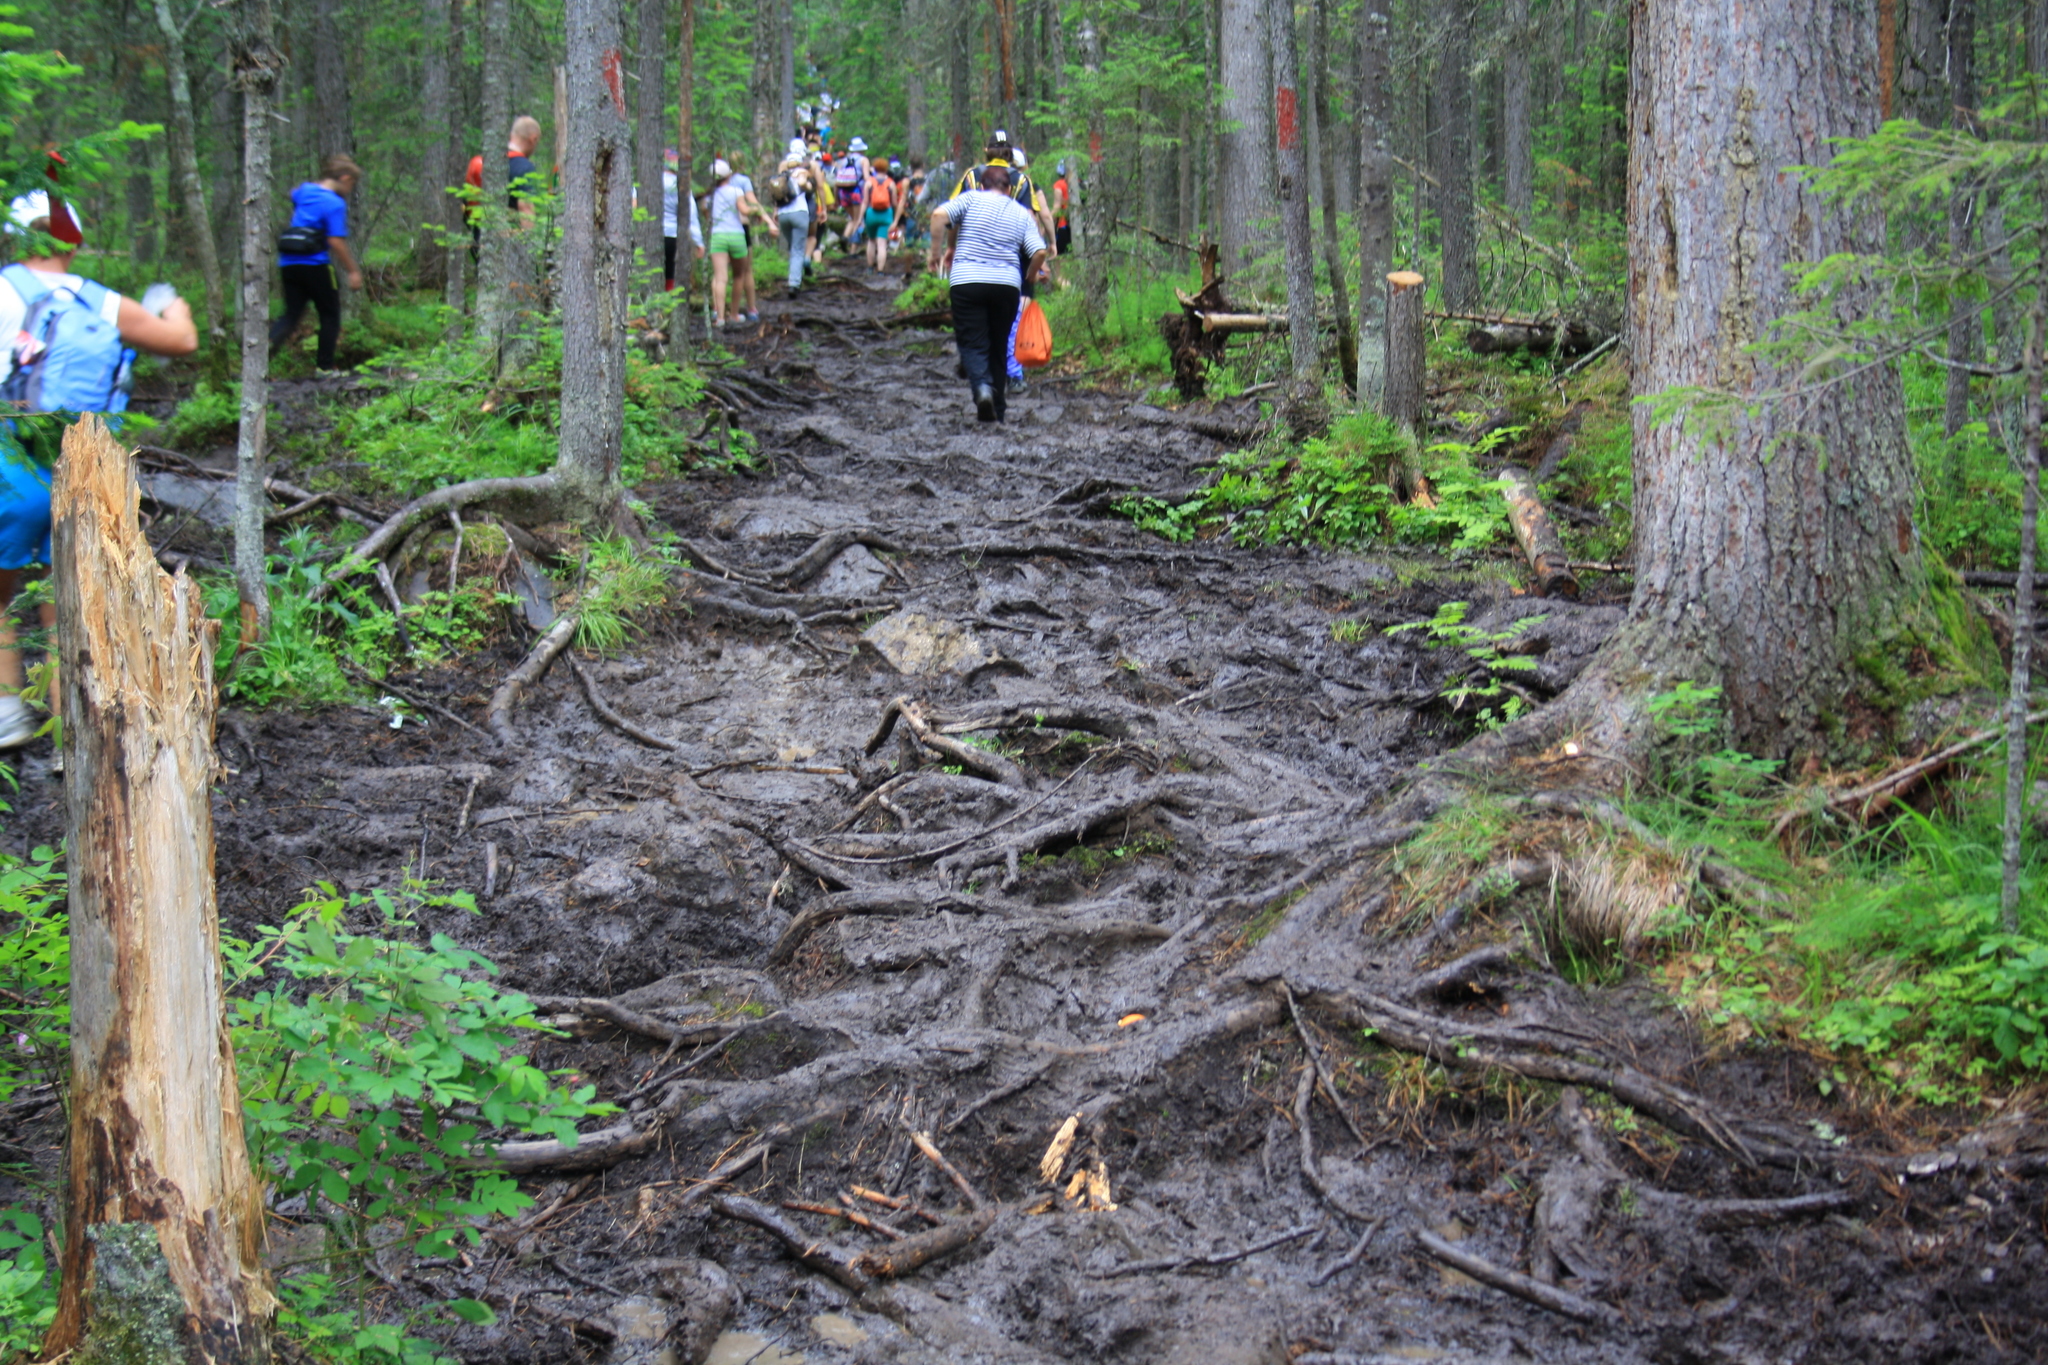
[945,189,1047,290]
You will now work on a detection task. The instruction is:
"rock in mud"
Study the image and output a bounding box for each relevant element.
[811,544,891,597]
[648,1258,737,1365]
[862,610,998,676]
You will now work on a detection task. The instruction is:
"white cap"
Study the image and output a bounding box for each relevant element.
[787,138,808,159]
[7,192,83,237]
[848,137,868,152]
[1012,147,1028,168]
[711,158,732,178]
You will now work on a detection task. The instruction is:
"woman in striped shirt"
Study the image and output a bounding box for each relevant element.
[931,165,1048,424]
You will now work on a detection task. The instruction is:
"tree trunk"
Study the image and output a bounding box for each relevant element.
[232,0,279,639]
[1945,0,1978,440]
[1356,0,1393,409]
[41,418,273,1363]
[1217,0,1270,274]
[477,0,515,370]
[152,0,227,343]
[1435,0,1476,311]
[634,0,665,300]
[1385,271,1426,433]
[670,0,696,361]
[1503,0,1531,220]
[559,0,631,508]
[442,0,469,324]
[2003,216,2045,931]
[994,0,1019,132]
[312,0,353,160]
[950,1,974,163]
[1585,0,1928,759]
[421,0,454,291]
[779,0,796,152]
[906,31,928,165]
[1268,0,1317,388]
[752,2,777,166]
[1308,0,1353,389]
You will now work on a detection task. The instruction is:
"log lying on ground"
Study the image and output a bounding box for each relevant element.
[1497,464,1579,599]
[1197,311,1287,334]
[1465,320,1605,357]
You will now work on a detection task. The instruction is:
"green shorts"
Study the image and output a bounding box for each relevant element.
[709,231,749,259]
[864,208,894,235]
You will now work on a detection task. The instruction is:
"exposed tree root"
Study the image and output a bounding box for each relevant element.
[866,695,1030,787]
[567,654,678,751]
[489,613,580,745]
[1413,1228,1621,1326]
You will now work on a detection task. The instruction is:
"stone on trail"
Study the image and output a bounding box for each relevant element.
[862,609,998,676]
[810,543,890,596]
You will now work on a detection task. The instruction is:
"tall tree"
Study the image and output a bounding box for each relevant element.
[1551,0,1928,757]
[1217,0,1270,273]
[477,0,515,370]
[152,0,227,342]
[560,0,633,509]
[1355,0,1394,408]
[442,0,470,323]
[1945,0,1979,439]
[1308,0,1352,388]
[1268,0,1317,388]
[421,0,456,290]
[634,0,665,297]
[1434,0,1476,311]
[672,0,696,359]
[1502,0,1531,219]
[42,421,273,1364]
[950,0,973,162]
[312,0,353,161]
[233,0,281,638]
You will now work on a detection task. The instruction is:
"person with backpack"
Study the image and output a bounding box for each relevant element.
[269,154,363,377]
[938,132,1056,391]
[0,191,198,749]
[862,152,900,274]
[834,137,870,249]
[930,163,1046,426]
[769,139,817,299]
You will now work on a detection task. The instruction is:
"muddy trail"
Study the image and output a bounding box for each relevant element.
[12,262,2047,1365]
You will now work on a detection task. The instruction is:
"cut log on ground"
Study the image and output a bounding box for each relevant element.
[1497,464,1580,598]
[1464,320,1605,357]
[1197,311,1288,334]
[46,417,274,1361]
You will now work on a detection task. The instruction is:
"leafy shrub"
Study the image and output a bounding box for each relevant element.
[0,1208,53,1362]
[165,379,241,449]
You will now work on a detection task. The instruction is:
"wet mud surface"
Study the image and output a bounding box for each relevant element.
[8,265,2047,1364]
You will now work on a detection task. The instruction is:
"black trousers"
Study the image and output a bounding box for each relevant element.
[950,282,1021,421]
[270,263,342,369]
[664,235,677,287]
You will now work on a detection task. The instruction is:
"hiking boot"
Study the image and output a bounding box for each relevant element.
[0,695,38,750]
[1009,375,1029,395]
[974,385,997,423]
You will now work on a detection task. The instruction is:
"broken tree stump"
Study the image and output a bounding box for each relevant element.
[45,417,274,1362]
[1498,463,1580,599]
[1385,271,1427,433]
[1158,278,1236,399]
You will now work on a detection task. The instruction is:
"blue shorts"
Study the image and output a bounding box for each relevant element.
[0,445,51,570]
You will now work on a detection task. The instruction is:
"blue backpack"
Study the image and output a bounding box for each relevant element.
[0,263,133,414]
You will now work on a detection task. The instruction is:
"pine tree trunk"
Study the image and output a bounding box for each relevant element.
[950,2,974,163]
[1945,0,1979,440]
[906,26,928,167]
[232,0,278,638]
[1217,0,1270,273]
[1308,0,1352,389]
[152,0,227,343]
[634,0,666,300]
[442,0,469,324]
[1600,0,1928,757]
[559,0,631,508]
[2003,216,2045,931]
[671,0,697,361]
[477,0,515,370]
[42,418,273,1364]
[751,2,777,166]
[313,0,353,160]
[1355,0,1393,408]
[1268,0,1318,389]
[1503,0,1531,219]
[1434,0,1476,311]
[779,0,796,150]
[421,0,454,291]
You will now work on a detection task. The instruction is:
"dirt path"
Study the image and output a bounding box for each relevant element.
[14,264,2043,1364]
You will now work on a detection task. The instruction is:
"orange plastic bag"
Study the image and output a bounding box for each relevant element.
[1016,298,1053,369]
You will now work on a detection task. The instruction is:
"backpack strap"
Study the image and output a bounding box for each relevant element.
[0,264,50,309]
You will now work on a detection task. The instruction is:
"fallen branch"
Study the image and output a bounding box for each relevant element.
[568,653,679,751]
[712,1195,869,1292]
[910,1130,989,1211]
[849,1206,1000,1278]
[1411,1228,1619,1325]
[1770,706,2048,837]
[865,695,1031,787]
[1497,464,1579,599]
[527,995,732,1049]
[1096,1223,1320,1277]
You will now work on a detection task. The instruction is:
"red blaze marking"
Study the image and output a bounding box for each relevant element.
[1277,87,1299,151]
[602,49,627,118]
[1089,129,1103,163]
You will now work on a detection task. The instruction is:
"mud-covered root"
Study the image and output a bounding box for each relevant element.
[866,695,1031,787]
[1413,1228,1622,1326]
[488,611,580,745]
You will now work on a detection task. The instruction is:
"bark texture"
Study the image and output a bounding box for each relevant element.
[1268,0,1318,387]
[477,0,515,371]
[232,0,280,637]
[1503,0,1532,219]
[1434,0,1476,311]
[1598,0,1927,757]
[420,0,455,290]
[1355,0,1393,408]
[634,0,666,297]
[1385,271,1426,433]
[1944,0,1978,440]
[44,418,272,1363]
[560,0,632,501]
[1217,0,1271,273]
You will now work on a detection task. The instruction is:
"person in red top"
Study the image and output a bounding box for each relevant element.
[1052,162,1072,256]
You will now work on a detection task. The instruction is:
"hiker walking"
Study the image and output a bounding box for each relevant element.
[931,163,1047,426]
[833,137,870,248]
[270,153,363,377]
[706,158,778,326]
[769,139,818,299]
[862,151,901,274]
[939,131,1056,391]
[0,191,198,748]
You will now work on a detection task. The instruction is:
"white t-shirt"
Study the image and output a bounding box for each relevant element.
[709,181,749,236]
[944,191,1046,290]
[0,267,124,387]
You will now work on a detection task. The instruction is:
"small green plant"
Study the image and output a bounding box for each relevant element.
[1329,618,1369,644]
[0,1208,54,1361]
[1387,601,1547,730]
[165,379,242,449]
[0,839,65,1108]
[569,537,676,653]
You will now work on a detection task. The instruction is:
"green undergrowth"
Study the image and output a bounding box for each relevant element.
[1903,356,2048,571]
[1118,409,1514,552]
[1390,681,2048,1111]
[0,865,608,1364]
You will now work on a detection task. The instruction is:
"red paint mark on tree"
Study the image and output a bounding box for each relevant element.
[1089,129,1103,164]
[1276,87,1299,151]
[602,49,627,118]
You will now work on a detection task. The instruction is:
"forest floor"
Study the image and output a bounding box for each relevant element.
[9,260,2047,1365]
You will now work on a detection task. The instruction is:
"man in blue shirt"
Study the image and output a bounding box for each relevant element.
[270,154,363,377]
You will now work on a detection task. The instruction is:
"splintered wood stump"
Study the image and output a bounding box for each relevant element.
[1159,279,1236,399]
[1498,463,1580,599]
[1385,271,1427,432]
[45,417,274,1363]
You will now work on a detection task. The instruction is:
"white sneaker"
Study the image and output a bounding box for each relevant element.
[0,695,38,749]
